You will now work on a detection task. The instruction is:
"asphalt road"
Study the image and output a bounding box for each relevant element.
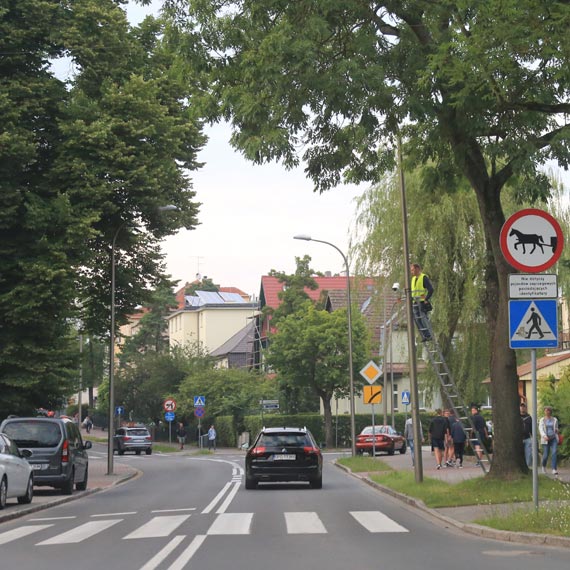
[1,444,569,570]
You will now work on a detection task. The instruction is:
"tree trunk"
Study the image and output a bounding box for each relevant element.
[471,179,527,477]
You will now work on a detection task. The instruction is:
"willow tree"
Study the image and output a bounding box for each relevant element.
[166,0,570,476]
[353,169,490,406]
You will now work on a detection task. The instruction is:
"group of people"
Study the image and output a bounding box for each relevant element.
[520,402,560,476]
[175,423,217,451]
[422,406,488,470]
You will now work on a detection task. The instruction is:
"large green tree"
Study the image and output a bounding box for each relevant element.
[169,0,570,477]
[267,301,369,447]
[1,0,204,416]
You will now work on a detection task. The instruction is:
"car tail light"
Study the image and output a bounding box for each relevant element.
[123,436,132,441]
[250,446,266,456]
[145,436,152,441]
[62,439,69,463]
[303,446,320,455]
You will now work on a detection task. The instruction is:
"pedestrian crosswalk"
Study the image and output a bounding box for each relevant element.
[0,510,408,547]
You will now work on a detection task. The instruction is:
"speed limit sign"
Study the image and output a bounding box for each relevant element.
[163,398,177,412]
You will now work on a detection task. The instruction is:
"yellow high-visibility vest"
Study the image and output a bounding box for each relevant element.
[411,273,428,301]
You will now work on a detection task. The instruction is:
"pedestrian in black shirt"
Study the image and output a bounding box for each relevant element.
[520,402,532,468]
[470,405,488,466]
[428,409,450,470]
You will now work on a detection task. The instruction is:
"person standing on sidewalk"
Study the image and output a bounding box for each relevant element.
[428,409,450,469]
[444,408,457,467]
[520,402,533,468]
[470,405,488,466]
[404,416,424,467]
[176,422,187,450]
[450,417,467,468]
[207,424,217,451]
[539,406,559,476]
[410,263,434,342]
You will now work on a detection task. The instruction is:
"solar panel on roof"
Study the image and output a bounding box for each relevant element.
[219,292,246,303]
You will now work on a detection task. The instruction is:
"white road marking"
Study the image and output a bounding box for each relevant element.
[216,481,241,514]
[29,516,76,521]
[37,519,121,545]
[0,525,53,545]
[201,482,231,514]
[350,511,409,533]
[167,535,206,570]
[91,511,137,517]
[207,513,253,535]
[138,535,185,570]
[151,508,196,513]
[285,512,327,534]
[123,515,190,539]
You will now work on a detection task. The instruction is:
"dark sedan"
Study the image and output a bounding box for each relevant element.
[245,427,322,489]
[356,425,406,456]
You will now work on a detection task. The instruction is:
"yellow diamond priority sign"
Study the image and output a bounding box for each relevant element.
[359,360,382,384]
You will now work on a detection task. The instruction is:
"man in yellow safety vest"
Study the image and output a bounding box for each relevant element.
[410,263,434,341]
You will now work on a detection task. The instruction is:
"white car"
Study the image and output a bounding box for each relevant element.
[0,433,34,509]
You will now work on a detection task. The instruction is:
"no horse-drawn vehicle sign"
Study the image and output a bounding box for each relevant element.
[500,209,564,273]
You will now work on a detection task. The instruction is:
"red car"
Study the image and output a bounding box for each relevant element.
[356,425,406,456]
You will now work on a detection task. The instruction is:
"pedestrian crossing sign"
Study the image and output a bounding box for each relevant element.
[194,396,206,407]
[508,299,558,349]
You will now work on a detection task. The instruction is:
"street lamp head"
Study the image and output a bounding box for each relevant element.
[158,204,178,212]
[392,282,400,291]
[293,234,312,241]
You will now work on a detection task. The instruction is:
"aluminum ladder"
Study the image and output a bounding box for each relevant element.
[413,303,492,473]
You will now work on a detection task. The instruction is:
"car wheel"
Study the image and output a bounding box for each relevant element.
[135,450,141,455]
[0,477,7,509]
[118,448,125,456]
[76,467,88,491]
[388,448,395,455]
[61,470,74,495]
[399,443,407,455]
[310,476,323,489]
[245,477,257,490]
[18,475,34,504]
[145,448,152,455]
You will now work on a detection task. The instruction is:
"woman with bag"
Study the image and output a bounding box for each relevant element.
[538,406,559,476]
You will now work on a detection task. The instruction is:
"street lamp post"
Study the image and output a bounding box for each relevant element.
[293,234,357,456]
[107,205,178,476]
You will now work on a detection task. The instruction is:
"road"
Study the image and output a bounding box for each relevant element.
[0,443,569,570]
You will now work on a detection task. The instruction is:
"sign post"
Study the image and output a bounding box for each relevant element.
[501,208,564,511]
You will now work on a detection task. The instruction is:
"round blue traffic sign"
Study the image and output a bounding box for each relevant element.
[194,406,205,418]
[164,411,175,422]
[115,406,125,415]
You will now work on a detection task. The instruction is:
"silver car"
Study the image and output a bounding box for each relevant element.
[0,433,34,509]
[113,427,153,455]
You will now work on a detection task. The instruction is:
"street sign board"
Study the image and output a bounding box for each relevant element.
[500,209,564,273]
[164,411,175,422]
[194,406,205,418]
[508,274,558,299]
[115,406,125,416]
[261,400,279,410]
[363,385,382,405]
[194,396,205,407]
[509,299,558,349]
[163,398,177,412]
[359,360,382,384]
[401,390,411,405]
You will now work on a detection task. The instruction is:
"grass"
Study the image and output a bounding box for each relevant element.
[339,456,570,536]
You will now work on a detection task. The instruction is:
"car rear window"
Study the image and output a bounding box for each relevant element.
[127,429,150,437]
[258,433,312,447]
[2,421,62,448]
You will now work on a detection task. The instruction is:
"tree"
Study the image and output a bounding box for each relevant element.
[1,0,204,415]
[185,277,219,295]
[267,302,369,447]
[170,0,570,477]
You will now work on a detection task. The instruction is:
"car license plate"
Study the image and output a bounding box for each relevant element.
[273,454,295,460]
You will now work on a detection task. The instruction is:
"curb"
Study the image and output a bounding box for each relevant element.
[334,461,570,549]
[0,467,140,525]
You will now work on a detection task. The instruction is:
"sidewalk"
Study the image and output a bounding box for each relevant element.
[338,446,570,548]
[0,455,138,523]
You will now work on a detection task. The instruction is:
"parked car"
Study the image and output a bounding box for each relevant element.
[0,433,34,509]
[356,425,406,456]
[113,427,153,455]
[245,426,323,489]
[0,417,91,495]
